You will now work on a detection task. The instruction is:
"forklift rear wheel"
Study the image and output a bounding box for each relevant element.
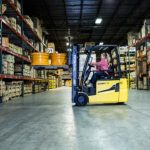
[75,92,88,106]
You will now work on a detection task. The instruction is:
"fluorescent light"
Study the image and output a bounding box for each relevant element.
[67,48,72,51]
[66,42,69,46]
[99,42,104,45]
[95,18,102,24]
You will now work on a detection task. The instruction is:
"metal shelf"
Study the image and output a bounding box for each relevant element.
[132,33,150,47]
[0,46,31,63]
[0,0,49,103]
[0,74,48,81]
[4,0,46,47]
[33,65,69,70]
[0,17,38,52]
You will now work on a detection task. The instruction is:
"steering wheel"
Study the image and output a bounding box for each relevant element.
[88,63,94,68]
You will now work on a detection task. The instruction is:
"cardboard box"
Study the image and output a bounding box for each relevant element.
[16,24,21,34]
[37,26,43,40]
[16,0,21,12]
[142,62,147,74]
[127,32,139,46]
[141,25,146,38]
[147,51,150,63]
[2,37,9,47]
[65,80,72,87]
[9,17,16,30]
[24,16,34,29]
[48,79,56,89]
[147,25,150,34]
[57,69,64,76]
[10,0,15,4]
[32,17,41,28]
[1,4,7,14]
[47,42,55,53]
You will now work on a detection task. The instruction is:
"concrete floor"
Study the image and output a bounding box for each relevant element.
[0,87,150,150]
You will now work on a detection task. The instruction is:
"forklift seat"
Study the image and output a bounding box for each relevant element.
[91,67,113,81]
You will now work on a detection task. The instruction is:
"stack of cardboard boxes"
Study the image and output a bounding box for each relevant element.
[119,47,126,73]
[1,4,7,14]
[24,83,32,94]
[47,42,55,53]
[0,81,5,98]
[147,50,150,81]
[24,15,34,29]
[34,84,39,93]
[32,17,43,40]
[2,37,23,55]
[1,81,22,102]
[3,54,15,75]
[126,47,136,88]
[9,17,17,30]
[48,75,57,89]
[9,43,23,55]
[47,69,64,89]
[2,37,9,47]
[127,19,150,89]
[34,82,46,93]
[14,64,31,76]
[127,19,150,46]
[23,65,31,77]
[65,80,72,87]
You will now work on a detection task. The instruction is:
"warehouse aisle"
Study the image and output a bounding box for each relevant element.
[0,87,150,150]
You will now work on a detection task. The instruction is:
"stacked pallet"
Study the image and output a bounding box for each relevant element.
[1,81,22,102]
[65,80,72,87]
[3,54,15,75]
[24,83,32,94]
[48,75,56,89]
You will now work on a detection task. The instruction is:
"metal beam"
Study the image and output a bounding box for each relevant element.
[88,0,103,40]
[45,23,143,31]
[42,0,65,52]
[62,0,68,27]
[118,1,150,45]
[110,0,143,43]
[100,0,125,41]
[79,0,84,27]
[75,0,84,43]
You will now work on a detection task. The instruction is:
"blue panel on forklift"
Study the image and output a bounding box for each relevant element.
[72,45,79,103]
[68,51,72,66]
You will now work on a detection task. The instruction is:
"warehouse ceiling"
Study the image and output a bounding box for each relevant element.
[24,0,150,52]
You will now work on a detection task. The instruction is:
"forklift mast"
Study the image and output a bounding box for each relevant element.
[71,45,79,103]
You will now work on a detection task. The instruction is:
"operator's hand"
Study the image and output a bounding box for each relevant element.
[91,62,96,66]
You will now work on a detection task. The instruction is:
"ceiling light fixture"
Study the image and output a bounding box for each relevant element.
[66,42,69,46]
[99,42,104,45]
[95,18,103,25]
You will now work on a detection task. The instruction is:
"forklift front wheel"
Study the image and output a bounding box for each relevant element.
[75,92,88,106]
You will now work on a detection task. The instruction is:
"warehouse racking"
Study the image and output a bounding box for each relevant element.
[118,46,136,88]
[0,0,48,103]
[135,40,149,90]
[118,46,127,78]
[126,47,136,89]
[128,20,150,90]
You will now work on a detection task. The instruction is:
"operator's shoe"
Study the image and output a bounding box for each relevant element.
[87,83,93,87]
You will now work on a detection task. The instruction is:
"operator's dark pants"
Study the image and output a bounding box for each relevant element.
[91,72,107,85]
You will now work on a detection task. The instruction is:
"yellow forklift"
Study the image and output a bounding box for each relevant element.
[71,45,128,106]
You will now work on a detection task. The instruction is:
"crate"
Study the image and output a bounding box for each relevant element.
[65,80,72,87]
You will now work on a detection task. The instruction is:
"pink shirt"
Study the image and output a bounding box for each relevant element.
[94,58,109,71]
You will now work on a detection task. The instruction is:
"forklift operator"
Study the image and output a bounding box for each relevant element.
[90,53,109,86]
